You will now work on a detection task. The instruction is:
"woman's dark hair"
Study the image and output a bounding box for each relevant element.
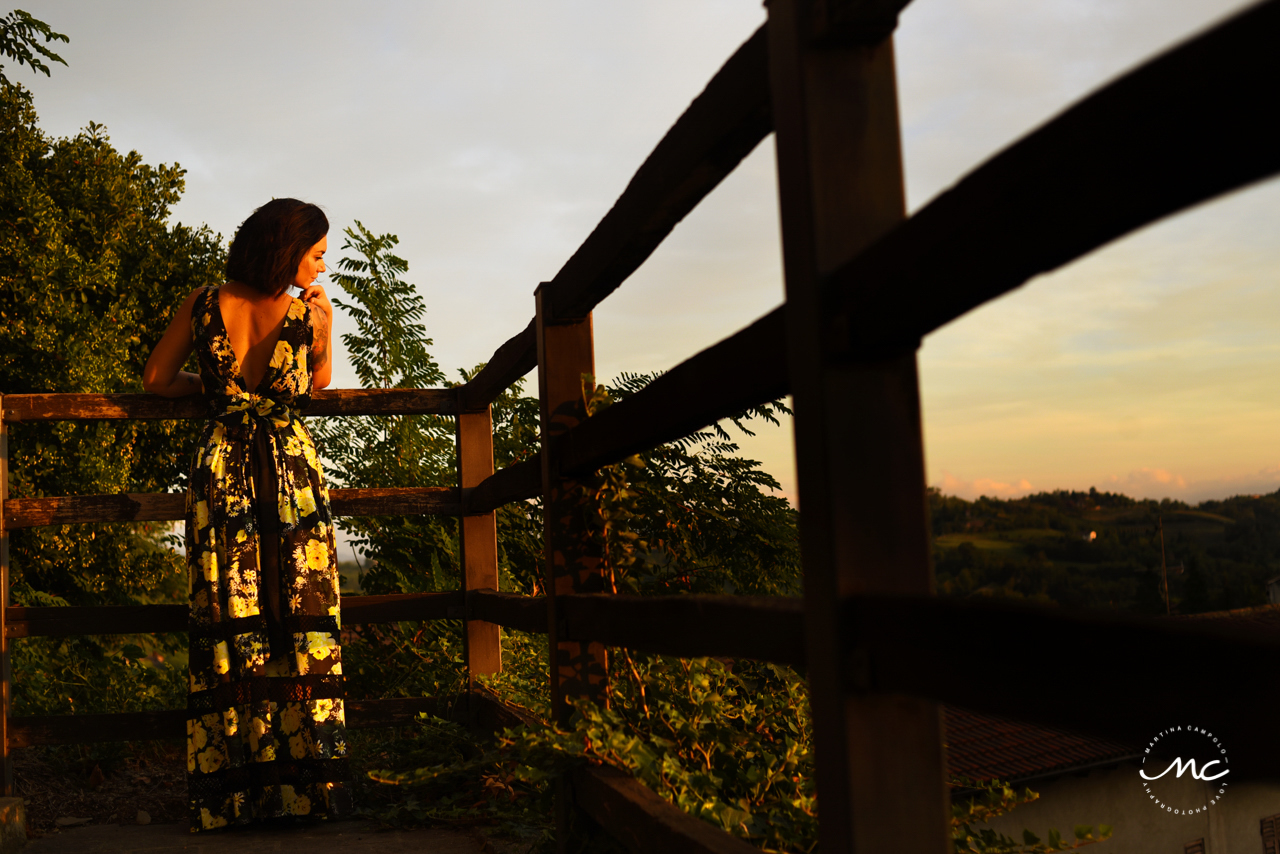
[226,199,329,295]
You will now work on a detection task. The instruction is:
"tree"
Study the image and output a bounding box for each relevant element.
[1,18,225,714]
[0,9,66,87]
[312,221,459,593]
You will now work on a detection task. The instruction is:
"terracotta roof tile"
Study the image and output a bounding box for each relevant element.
[943,605,1280,782]
[944,705,1138,783]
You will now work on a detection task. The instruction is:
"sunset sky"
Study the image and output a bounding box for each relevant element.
[17,0,1277,505]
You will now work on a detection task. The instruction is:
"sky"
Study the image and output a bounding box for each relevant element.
[13,0,1278,506]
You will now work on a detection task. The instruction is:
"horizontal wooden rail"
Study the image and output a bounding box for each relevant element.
[341,591,465,624]
[557,308,787,477]
[306,389,458,417]
[844,595,1280,781]
[824,0,1280,358]
[458,320,537,413]
[2,487,461,529]
[5,591,806,665]
[3,493,186,529]
[469,589,548,634]
[455,24,772,410]
[559,593,805,666]
[7,696,470,748]
[462,458,541,515]
[472,590,803,665]
[540,25,772,323]
[331,487,461,519]
[5,592,465,638]
[571,764,761,854]
[0,388,458,422]
[6,604,185,638]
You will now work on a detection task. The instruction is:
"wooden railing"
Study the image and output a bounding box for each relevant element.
[3,1,1280,851]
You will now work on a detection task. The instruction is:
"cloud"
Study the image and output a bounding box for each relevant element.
[931,466,1280,504]
[1123,465,1280,504]
[935,472,1034,500]
[1105,468,1188,498]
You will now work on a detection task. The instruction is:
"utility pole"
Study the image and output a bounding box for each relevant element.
[1159,513,1170,615]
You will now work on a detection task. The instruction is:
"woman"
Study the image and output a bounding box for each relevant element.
[143,198,350,830]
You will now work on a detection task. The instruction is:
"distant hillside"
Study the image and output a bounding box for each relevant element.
[929,487,1280,614]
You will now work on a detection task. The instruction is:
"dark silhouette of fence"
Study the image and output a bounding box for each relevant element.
[3,1,1280,850]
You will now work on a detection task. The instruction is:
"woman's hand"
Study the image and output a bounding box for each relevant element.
[301,284,333,389]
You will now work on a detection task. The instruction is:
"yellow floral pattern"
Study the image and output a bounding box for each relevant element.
[185,285,348,830]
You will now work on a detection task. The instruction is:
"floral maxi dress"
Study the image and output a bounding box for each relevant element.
[185,285,350,830]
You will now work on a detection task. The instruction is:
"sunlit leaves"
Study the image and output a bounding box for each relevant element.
[0,9,66,87]
[1,71,221,713]
[950,777,1113,854]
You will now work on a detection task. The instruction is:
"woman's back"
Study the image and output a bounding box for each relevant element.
[216,281,298,393]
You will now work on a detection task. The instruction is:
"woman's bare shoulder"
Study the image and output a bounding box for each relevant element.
[175,286,210,319]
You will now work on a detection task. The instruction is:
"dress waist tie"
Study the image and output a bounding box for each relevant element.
[250,427,290,661]
[210,392,303,663]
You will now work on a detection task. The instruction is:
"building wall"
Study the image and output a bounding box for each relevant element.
[977,763,1280,854]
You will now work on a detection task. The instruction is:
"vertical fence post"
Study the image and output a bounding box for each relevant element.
[767,3,950,853]
[534,286,608,727]
[0,397,10,796]
[458,402,501,685]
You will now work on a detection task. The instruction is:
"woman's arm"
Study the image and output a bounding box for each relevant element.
[143,289,205,397]
[300,284,333,390]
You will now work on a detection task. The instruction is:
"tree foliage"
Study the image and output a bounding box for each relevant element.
[950,779,1112,854]
[0,32,223,715]
[928,487,1279,614]
[0,9,66,87]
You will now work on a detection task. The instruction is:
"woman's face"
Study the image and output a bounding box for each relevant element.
[293,236,327,290]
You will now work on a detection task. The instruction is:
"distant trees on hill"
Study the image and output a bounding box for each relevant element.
[928,487,1277,614]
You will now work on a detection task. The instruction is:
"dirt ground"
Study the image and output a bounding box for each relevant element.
[11,743,536,853]
[14,742,190,835]
[23,821,491,853]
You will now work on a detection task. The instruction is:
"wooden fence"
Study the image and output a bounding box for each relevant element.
[3,0,1280,850]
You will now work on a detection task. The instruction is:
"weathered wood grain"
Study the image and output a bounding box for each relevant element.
[769,3,947,852]
[825,0,1280,359]
[340,591,464,624]
[468,589,548,635]
[541,25,772,323]
[572,764,762,854]
[535,294,608,727]
[555,308,786,478]
[0,389,457,422]
[306,389,458,417]
[458,408,502,679]
[458,320,537,412]
[462,458,540,515]
[2,487,461,529]
[1,394,205,422]
[329,487,461,518]
[2,493,185,528]
[846,595,1280,781]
